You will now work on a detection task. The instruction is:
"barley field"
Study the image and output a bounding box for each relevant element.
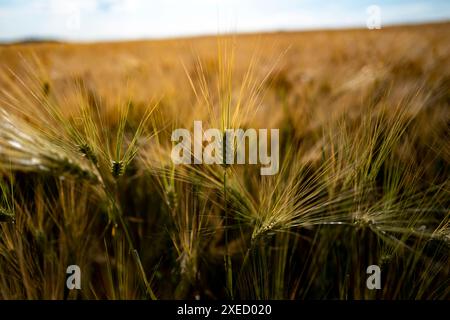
[0,22,449,300]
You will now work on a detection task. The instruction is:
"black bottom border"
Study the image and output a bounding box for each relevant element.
[0,300,447,318]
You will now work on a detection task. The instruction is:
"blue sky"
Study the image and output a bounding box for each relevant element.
[0,0,449,41]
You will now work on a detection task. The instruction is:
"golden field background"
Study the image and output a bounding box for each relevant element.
[0,22,448,299]
[1,22,449,126]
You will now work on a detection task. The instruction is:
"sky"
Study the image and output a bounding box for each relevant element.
[0,0,449,42]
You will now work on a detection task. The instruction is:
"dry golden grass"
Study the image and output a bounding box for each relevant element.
[0,22,448,299]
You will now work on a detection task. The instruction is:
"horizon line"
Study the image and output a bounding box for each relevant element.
[1,19,449,45]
